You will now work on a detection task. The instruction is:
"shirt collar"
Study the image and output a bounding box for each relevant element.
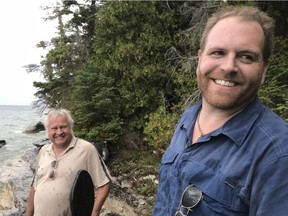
[221,97,263,146]
[180,97,263,147]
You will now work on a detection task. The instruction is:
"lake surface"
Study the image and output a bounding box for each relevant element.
[0,105,46,167]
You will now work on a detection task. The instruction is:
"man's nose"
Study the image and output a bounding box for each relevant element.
[220,54,238,73]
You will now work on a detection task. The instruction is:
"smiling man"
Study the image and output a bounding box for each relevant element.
[26,109,111,216]
[153,6,288,216]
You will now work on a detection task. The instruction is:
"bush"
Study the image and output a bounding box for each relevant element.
[143,105,179,156]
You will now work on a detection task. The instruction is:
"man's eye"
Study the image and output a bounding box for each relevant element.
[211,51,224,56]
[50,125,68,130]
[239,54,255,63]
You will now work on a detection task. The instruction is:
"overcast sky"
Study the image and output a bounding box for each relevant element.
[0,0,57,105]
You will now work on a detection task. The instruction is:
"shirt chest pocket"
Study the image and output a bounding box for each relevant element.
[184,161,249,214]
[159,147,179,178]
[161,147,179,165]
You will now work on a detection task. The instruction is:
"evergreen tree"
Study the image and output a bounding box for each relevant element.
[72,1,190,143]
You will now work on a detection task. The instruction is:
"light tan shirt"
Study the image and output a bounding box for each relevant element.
[33,136,110,216]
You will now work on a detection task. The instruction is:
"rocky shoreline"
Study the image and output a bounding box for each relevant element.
[0,147,153,216]
[0,147,36,216]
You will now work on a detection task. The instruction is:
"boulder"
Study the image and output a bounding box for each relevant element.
[0,140,6,148]
[23,121,45,134]
[0,147,37,215]
[32,138,51,148]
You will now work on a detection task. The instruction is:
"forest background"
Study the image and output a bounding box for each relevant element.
[26,1,288,214]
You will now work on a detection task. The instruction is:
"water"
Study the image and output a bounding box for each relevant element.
[0,105,46,167]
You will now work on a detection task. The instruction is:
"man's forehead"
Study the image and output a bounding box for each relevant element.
[48,116,69,124]
[204,17,264,51]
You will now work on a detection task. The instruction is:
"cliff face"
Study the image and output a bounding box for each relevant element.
[0,147,147,216]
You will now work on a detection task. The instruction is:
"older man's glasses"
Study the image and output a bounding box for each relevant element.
[49,160,57,179]
[175,185,203,216]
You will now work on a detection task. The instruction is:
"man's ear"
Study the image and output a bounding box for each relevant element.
[196,49,202,76]
[261,62,269,85]
[198,49,202,59]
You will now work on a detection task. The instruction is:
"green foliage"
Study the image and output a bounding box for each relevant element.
[134,178,158,197]
[259,37,288,121]
[71,66,123,143]
[92,1,183,128]
[70,1,191,143]
[30,2,98,110]
[85,120,123,142]
[143,105,180,155]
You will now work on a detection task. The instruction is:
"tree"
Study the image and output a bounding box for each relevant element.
[71,1,191,143]
[26,0,99,111]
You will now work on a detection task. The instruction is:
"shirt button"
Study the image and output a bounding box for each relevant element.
[174,171,179,176]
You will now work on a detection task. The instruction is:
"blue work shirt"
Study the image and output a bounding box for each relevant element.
[152,97,288,216]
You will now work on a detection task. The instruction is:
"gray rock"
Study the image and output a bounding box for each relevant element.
[23,122,45,134]
[0,140,6,148]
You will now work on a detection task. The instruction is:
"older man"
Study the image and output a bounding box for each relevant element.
[26,109,110,216]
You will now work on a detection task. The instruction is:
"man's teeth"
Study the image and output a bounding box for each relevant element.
[215,79,235,87]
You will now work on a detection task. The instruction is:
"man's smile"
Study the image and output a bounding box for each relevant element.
[214,79,238,87]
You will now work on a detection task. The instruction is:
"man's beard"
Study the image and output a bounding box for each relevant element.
[197,72,262,110]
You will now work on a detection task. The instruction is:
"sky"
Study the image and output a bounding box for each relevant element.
[0,1,57,105]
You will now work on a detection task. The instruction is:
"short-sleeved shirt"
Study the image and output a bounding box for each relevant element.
[153,97,288,216]
[33,136,111,216]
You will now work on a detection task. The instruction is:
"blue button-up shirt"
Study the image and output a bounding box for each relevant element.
[153,97,288,216]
